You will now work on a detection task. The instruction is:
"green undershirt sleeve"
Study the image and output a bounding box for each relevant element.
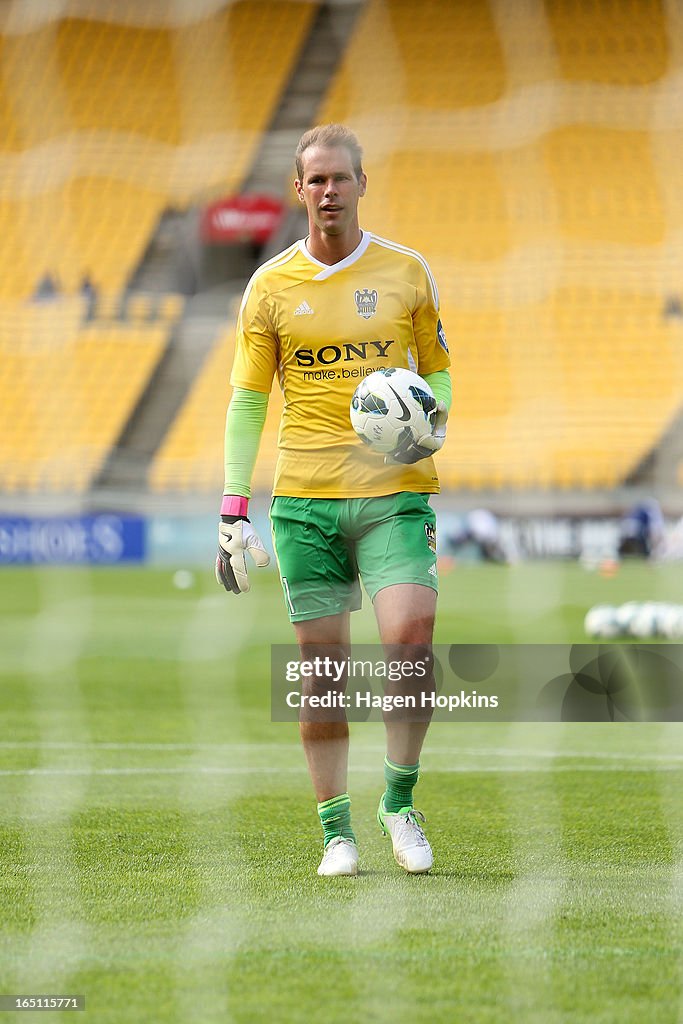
[423,368,452,411]
[223,387,269,498]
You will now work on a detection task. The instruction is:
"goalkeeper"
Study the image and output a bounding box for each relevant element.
[217,124,451,877]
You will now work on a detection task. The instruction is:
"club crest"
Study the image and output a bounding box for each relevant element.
[425,522,437,554]
[355,288,378,319]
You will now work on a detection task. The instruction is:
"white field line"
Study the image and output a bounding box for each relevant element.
[500,736,565,1011]
[1,764,682,778]
[499,734,565,1005]
[1,742,683,762]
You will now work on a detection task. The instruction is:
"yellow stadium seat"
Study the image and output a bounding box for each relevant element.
[149,326,283,494]
[4,0,683,495]
[0,321,169,493]
[157,294,184,322]
[95,293,122,321]
[545,0,669,85]
[316,0,683,492]
[126,294,153,323]
[0,3,316,300]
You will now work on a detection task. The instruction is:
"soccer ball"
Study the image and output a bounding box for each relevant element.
[614,601,640,635]
[584,604,620,638]
[349,367,437,456]
[657,603,683,639]
[628,602,660,638]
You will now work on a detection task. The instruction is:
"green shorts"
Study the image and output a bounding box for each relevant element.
[270,493,438,622]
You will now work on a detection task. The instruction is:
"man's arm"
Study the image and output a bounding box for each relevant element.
[223,387,269,496]
[388,368,452,466]
[216,387,271,594]
[387,257,452,465]
[423,368,452,412]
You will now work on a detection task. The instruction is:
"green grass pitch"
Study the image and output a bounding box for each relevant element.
[1,562,682,1023]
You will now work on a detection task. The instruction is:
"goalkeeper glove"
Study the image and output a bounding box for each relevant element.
[215,499,270,594]
[386,401,449,465]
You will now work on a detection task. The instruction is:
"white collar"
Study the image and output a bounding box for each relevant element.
[298,230,371,280]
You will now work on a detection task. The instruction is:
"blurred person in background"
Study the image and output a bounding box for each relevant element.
[618,499,665,558]
[31,272,60,302]
[448,508,515,564]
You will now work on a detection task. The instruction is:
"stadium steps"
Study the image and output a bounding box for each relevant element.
[125,1,363,305]
[92,302,232,493]
[625,403,683,490]
[243,0,364,196]
[93,0,364,494]
[127,208,200,298]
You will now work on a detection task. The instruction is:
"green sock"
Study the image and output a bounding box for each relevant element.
[382,757,420,812]
[317,793,356,847]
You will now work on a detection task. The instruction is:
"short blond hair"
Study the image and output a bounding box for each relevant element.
[295,124,363,180]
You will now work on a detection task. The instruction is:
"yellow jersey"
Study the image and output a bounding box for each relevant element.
[231,230,451,498]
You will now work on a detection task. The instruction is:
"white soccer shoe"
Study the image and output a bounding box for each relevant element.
[317,837,359,877]
[377,800,433,874]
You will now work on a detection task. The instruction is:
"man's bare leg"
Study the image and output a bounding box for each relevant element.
[294,611,350,802]
[373,583,436,873]
[295,611,357,874]
[374,583,436,765]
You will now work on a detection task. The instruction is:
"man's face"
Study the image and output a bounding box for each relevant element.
[295,145,367,236]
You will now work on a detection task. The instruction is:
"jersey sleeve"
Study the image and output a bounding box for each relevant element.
[411,260,451,377]
[230,277,278,393]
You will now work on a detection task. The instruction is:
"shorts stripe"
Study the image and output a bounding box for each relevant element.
[281,576,295,616]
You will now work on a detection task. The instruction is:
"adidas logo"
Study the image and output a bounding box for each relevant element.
[428,563,438,577]
[294,300,314,316]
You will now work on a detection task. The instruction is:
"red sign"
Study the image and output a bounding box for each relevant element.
[201,193,285,244]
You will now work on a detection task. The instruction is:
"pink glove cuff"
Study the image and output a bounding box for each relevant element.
[220,495,249,517]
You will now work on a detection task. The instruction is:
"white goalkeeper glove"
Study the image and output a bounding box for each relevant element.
[386,401,449,465]
[215,516,270,594]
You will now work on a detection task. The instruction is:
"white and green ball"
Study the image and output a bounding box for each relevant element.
[349,367,437,456]
[584,600,683,639]
[584,605,621,638]
[628,602,660,638]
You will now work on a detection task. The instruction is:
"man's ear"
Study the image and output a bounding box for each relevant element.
[295,179,305,202]
[358,172,368,198]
